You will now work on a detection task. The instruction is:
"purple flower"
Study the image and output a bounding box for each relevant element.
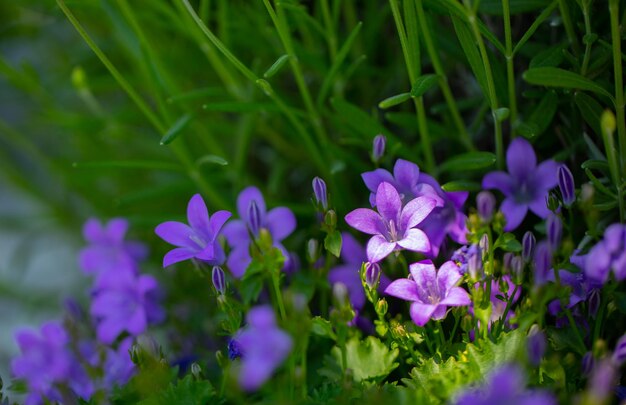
[522,231,536,263]
[328,233,390,310]
[612,334,626,366]
[476,191,496,221]
[345,182,436,263]
[223,187,296,278]
[385,260,471,326]
[451,244,480,276]
[482,138,559,231]
[155,194,231,267]
[585,223,626,283]
[90,272,164,344]
[233,306,292,391]
[212,266,226,295]
[588,359,617,402]
[527,326,546,366]
[79,218,147,286]
[533,241,552,286]
[11,322,93,405]
[103,337,135,388]
[361,159,468,257]
[454,364,556,405]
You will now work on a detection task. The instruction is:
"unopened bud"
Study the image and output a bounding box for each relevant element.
[333,282,348,307]
[372,134,386,161]
[468,246,483,281]
[247,200,262,235]
[612,334,626,366]
[191,362,202,379]
[376,298,388,317]
[527,325,546,366]
[522,231,536,263]
[476,191,496,222]
[479,234,489,257]
[312,177,328,210]
[364,262,381,290]
[582,352,594,376]
[324,210,337,228]
[558,165,575,207]
[212,266,226,295]
[503,252,514,273]
[511,256,523,285]
[546,214,562,252]
[546,192,560,212]
[533,241,551,286]
[306,239,319,263]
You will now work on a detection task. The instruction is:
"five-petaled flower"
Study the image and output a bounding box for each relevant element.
[384,260,471,326]
[345,182,436,263]
[482,138,559,231]
[155,194,231,267]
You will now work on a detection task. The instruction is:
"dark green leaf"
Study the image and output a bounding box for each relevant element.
[439,152,496,173]
[378,92,412,109]
[332,336,399,381]
[160,113,194,145]
[452,17,490,106]
[574,92,603,137]
[410,74,439,97]
[324,230,342,258]
[311,316,336,339]
[263,54,289,78]
[517,91,558,138]
[528,44,566,68]
[581,159,609,171]
[196,155,229,166]
[523,68,614,101]
[441,180,481,192]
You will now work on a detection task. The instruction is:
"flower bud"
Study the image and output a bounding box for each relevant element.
[468,246,483,281]
[332,282,349,307]
[312,177,328,210]
[546,192,560,212]
[227,338,242,360]
[522,231,535,263]
[546,214,562,252]
[212,266,226,295]
[533,241,551,286]
[558,165,575,207]
[364,262,381,290]
[376,298,388,317]
[476,191,496,222]
[503,252,514,273]
[191,362,202,379]
[324,210,337,228]
[581,183,594,204]
[306,239,319,263]
[511,255,523,285]
[612,334,626,366]
[588,289,600,318]
[479,234,489,258]
[372,134,386,161]
[247,200,262,235]
[527,325,546,366]
[582,352,594,376]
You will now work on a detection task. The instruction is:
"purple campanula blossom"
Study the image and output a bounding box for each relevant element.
[328,233,390,310]
[312,177,328,210]
[585,223,626,284]
[482,138,559,231]
[522,231,536,263]
[11,322,94,405]
[79,218,147,286]
[372,134,386,161]
[155,194,231,267]
[345,182,436,263]
[385,260,471,326]
[90,272,164,344]
[234,306,292,391]
[361,159,468,257]
[451,244,480,276]
[223,186,296,278]
[558,164,575,207]
[454,364,556,405]
[612,334,626,366]
[476,191,496,221]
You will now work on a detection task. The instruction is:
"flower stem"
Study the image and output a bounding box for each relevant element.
[552,268,586,354]
[437,321,446,349]
[609,0,626,178]
[502,0,517,136]
[579,0,593,76]
[558,0,580,55]
[271,273,287,321]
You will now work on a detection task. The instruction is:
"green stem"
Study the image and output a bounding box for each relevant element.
[320,0,338,59]
[449,312,461,345]
[415,0,473,151]
[463,2,503,169]
[502,0,517,136]
[580,1,593,76]
[558,0,580,55]
[609,0,626,178]
[437,321,446,348]
[552,268,586,353]
[497,285,519,336]
[271,273,287,321]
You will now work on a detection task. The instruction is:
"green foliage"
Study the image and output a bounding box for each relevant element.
[332,336,399,382]
[139,375,219,405]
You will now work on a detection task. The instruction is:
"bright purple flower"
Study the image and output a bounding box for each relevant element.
[345,182,436,263]
[558,164,575,206]
[233,306,292,391]
[482,138,559,231]
[328,233,390,309]
[476,191,496,221]
[385,260,471,326]
[90,272,164,344]
[585,223,626,283]
[223,187,296,278]
[103,337,135,388]
[361,159,468,257]
[451,244,480,276]
[11,322,93,405]
[454,364,556,405]
[79,218,147,286]
[155,194,231,267]
[372,134,386,161]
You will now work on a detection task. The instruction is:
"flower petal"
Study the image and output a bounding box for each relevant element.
[393,159,420,190]
[397,228,431,253]
[155,221,195,249]
[375,182,402,223]
[209,210,232,239]
[266,207,296,241]
[528,196,550,218]
[366,235,396,262]
[222,220,250,247]
[409,302,437,326]
[340,232,367,264]
[532,159,559,191]
[361,169,395,194]
[400,196,437,230]
[163,247,195,267]
[384,278,420,301]
[507,137,536,180]
[437,261,462,293]
[83,218,103,243]
[227,247,251,278]
[446,191,469,209]
[500,198,528,231]
[329,265,366,309]
[440,287,471,306]
[345,208,384,235]
[105,218,129,243]
[409,260,437,283]
[430,305,448,320]
[482,171,514,196]
[236,186,267,220]
[186,194,210,234]
[409,260,438,302]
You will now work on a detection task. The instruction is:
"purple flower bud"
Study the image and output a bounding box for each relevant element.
[476,191,496,221]
[372,134,386,161]
[468,246,483,280]
[533,241,551,286]
[364,262,381,289]
[312,177,328,210]
[527,325,546,366]
[479,234,489,257]
[612,334,626,366]
[582,352,594,376]
[589,359,616,402]
[503,252,514,273]
[247,200,262,235]
[511,256,523,284]
[588,289,600,318]
[227,338,242,360]
[558,164,575,207]
[546,214,562,252]
[212,266,226,295]
[522,231,535,263]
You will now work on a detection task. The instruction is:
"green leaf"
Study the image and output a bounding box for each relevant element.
[464,329,525,377]
[311,316,336,340]
[441,180,481,192]
[378,92,412,109]
[495,233,522,252]
[202,101,280,112]
[452,17,490,106]
[494,107,510,122]
[263,54,289,78]
[324,230,342,258]
[574,92,603,137]
[523,67,615,101]
[330,98,396,141]
[439,152,496,173]
[513,1,559,55]
[479,0,551,14]
[581,159,609,171]
[528,44,566,68]
[72,160,182,171]
[517,91,558,138]
[196,155,229,166]
[332,336,399,381]
[147,374,218,405]
[410,74,439,97]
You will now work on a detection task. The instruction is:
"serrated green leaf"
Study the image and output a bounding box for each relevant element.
[160,113,194,145]
[332,336,399,381]
[439,152,496,173]
[150,375,218,405]
[324,230,342,258]
[523,68,614,101]
[464,329,525,377]
[379,92,412,109]
[410,74,439,97]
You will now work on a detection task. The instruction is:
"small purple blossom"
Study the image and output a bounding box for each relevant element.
[155,194,231,267]
[361,159,468,257]
[345,182,436,263]
[233,306,292,391]
[385,260,471,326]
[223,186,297,278]
[558,164,575,206]
[451,244,479,276]
[584,223,626,283]
[103,337,135,389]
[482,138,559,231]
[454,364,556,405]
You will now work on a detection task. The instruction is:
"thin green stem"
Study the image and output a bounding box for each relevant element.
[320,0,338,59]
[437,321,446,348]
[609,0,626,178]
[553,268,586,353]
[502,0,517,136]
[558,0,580,55]
[415,0,473,151]
[580,1,593,76]
[271,273,287,321]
